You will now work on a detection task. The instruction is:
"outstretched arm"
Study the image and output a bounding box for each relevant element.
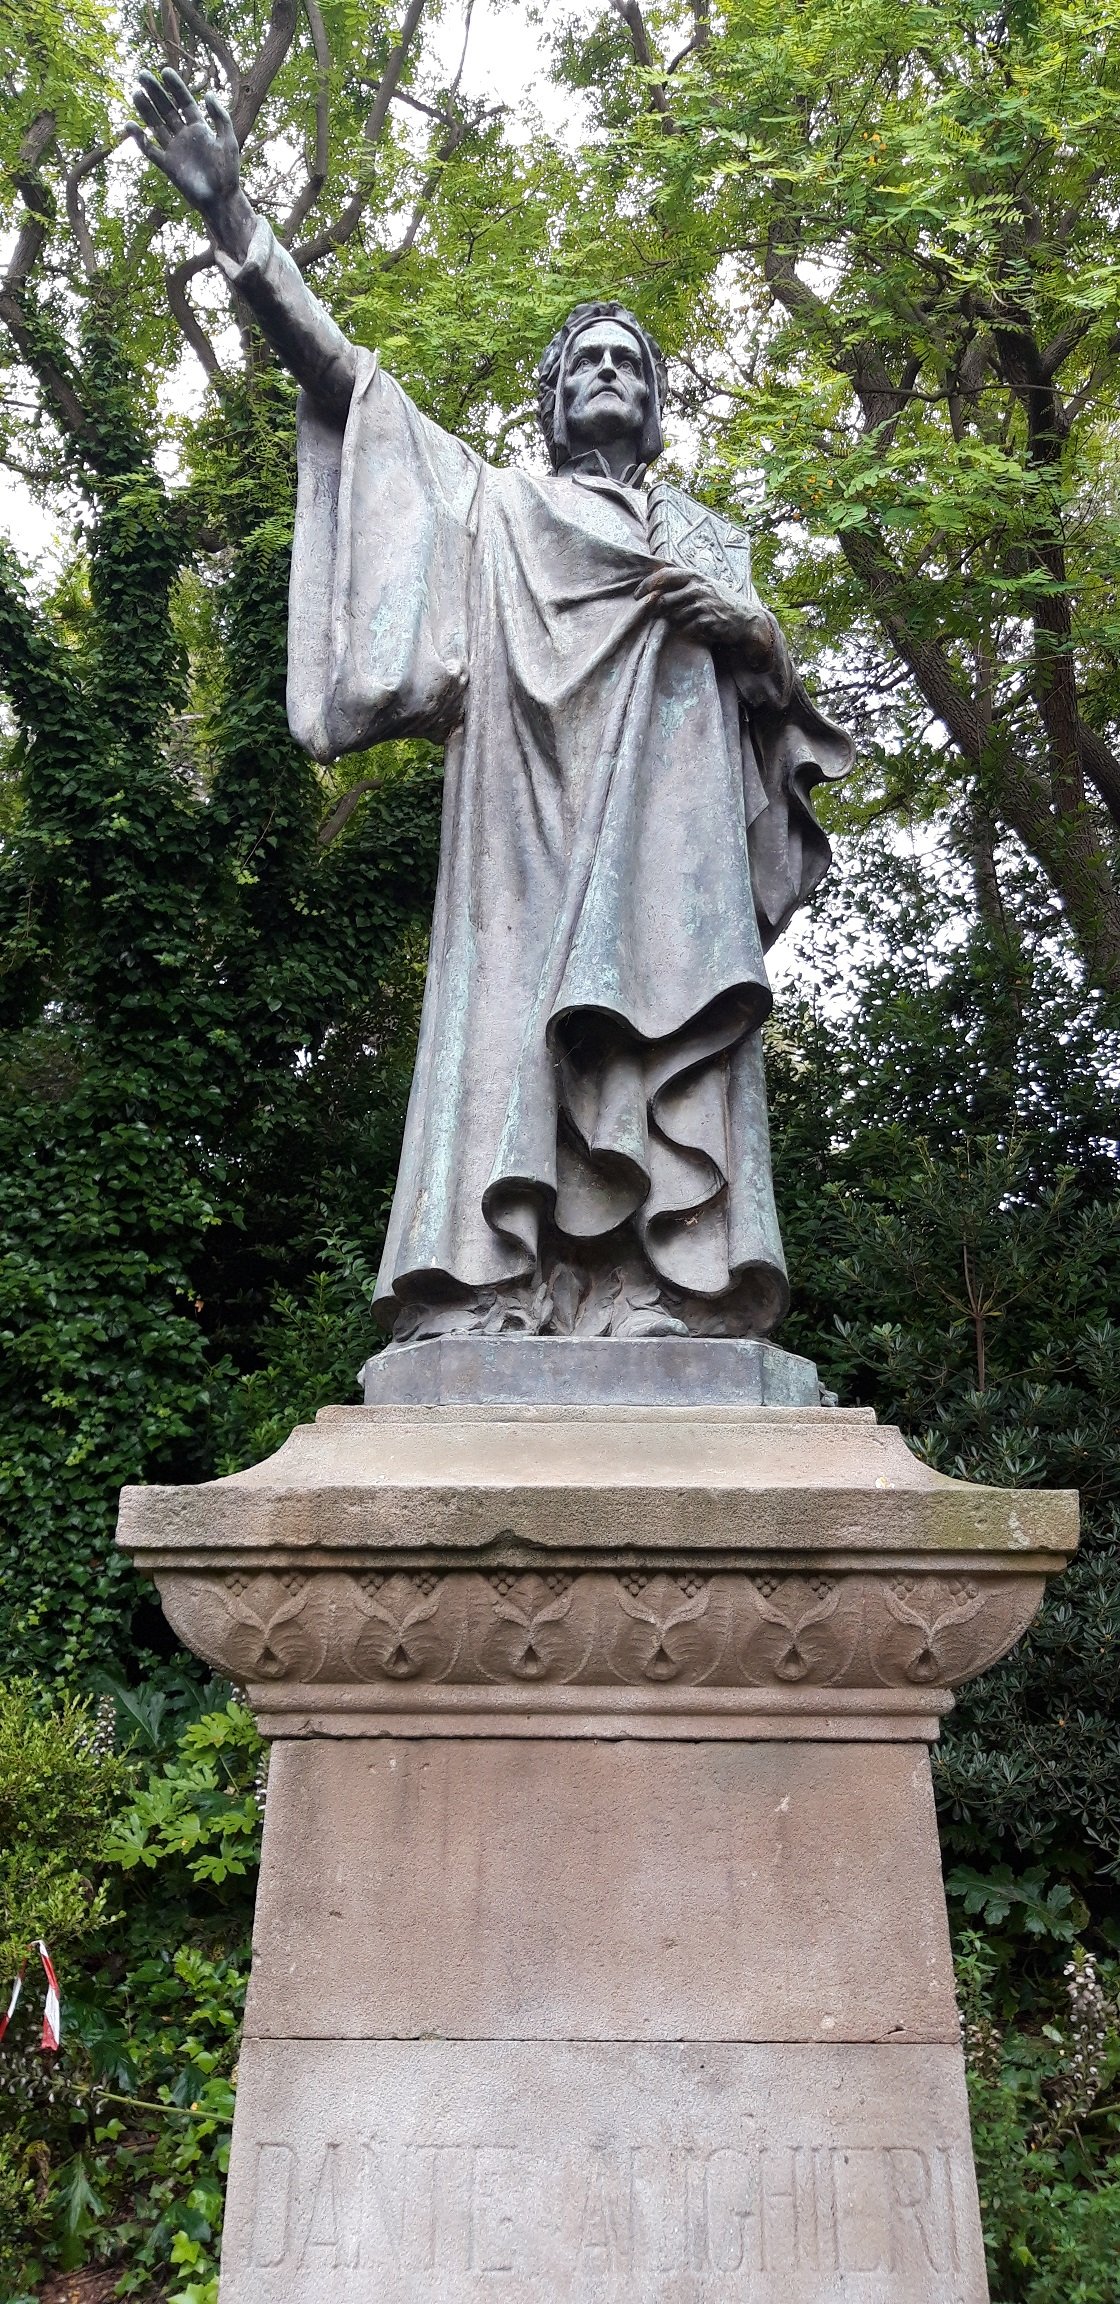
[131,67,358,421]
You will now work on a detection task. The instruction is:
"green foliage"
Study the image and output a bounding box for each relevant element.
[0,1678,123,1980]
[0,1691,258,2299]
[0,389,441,1678]
[108,1701,263,1888]
[949,1867,1090,1946]
[958,1934,1120,2300]
[0,1674,119,2289]
[0,0,113,182]
[560,0,1120,991]
[768,836,1120,1910]
[210,1237,383,1473]
[1,0,534,1686]
[3,4,1119,2291]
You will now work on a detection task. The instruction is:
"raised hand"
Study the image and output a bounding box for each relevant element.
[636,562,775,666]
[130,67,253,260]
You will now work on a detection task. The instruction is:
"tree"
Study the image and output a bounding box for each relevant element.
[559,0,1120,994]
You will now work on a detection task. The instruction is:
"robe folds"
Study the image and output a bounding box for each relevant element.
[287,352,851,1335]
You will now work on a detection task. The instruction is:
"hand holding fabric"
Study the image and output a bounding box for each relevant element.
[635,562,775,665]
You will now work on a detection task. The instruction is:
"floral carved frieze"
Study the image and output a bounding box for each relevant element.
[155,1565,1046,1694]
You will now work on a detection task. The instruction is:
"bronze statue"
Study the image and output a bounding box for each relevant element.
[133,68,850,1346]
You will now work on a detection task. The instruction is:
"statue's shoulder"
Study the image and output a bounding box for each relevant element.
[647,478,755,606]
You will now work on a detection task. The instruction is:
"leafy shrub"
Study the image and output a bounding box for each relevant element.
[0,1678,122,1983]
[108,1701,263,1890]
[0,1679,123,2292]
[958,1934,1120,2301]
[0,1689,260,2299]
[0,408,440,1688]
[770,841,1120,1925]
[209,1239,384,1476]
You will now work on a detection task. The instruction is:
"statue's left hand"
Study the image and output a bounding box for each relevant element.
[636,562,774,666]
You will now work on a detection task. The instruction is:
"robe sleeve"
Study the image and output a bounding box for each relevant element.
[728,621,853,951]
[215,217,357,418]
[287,350,482,760]
[215,220,482,761]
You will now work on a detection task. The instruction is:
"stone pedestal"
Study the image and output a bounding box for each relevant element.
[117,1399,1076,2304]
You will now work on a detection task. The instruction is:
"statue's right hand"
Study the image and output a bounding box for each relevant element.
[130,67,241,227]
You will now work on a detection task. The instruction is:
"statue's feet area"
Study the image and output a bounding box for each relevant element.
[386,1237,787,1353]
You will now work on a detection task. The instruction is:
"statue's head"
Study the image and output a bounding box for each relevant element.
[537,301,667,471]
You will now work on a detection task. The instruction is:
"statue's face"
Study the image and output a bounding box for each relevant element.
[562,322,648,453]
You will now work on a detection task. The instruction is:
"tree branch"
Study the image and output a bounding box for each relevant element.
[1065,328,1120,425]
[4,112,58,295]
[0,290,89,441]
[838,522,1120,992]
[159,0,183,71]
[280,0,332,242]
[1077,723,1120,832]
[3,212,49,302]
[667,0,710,72]
[176,0,243,112]
[392,87,461,128]
[65,138,125,281]
[764,213,916,442]
[12,108,58,185]
[294,0,430,266]
[608,0,674,120]
[365,0,429,144]
[317,777,381,844]
[166,251,222,378]
[380,118,467,267]
[986,311,1069,463]
[1038,313,1095,382]
[378,2,478,268]
[0,114,90,443]
[231,0,300,147]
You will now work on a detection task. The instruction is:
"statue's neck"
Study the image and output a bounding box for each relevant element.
[564,444,648,487]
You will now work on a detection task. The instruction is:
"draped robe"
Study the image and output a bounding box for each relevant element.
[283,343,850,1337]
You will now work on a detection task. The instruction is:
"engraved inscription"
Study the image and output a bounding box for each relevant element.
[245,2134,965,2290]
[251,2142,294,2266]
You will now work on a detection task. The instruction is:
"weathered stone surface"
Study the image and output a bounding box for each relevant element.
[154,1560,1048,1693]
[246,1737,956,2045]
[361,1335,823,1408]
[116,1400,1075,2304]
[250,1685,953,1740]
[119,1402,1077,1564]
[219,2040,987,2303]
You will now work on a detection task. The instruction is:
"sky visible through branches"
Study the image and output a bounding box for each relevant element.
[0,0,598,568]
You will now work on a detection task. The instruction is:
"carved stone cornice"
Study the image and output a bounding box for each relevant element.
[118,1403,1077,1740]
[155,1562,1048,1696]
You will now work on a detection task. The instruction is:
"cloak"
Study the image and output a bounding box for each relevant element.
[287,352,851,1334]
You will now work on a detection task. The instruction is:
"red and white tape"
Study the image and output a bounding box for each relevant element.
[0,1940,61,2052]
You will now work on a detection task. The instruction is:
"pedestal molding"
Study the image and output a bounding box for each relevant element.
[118,1403,1078,1565]
[252,1681,952,1742]
[153,1560,1049,1698]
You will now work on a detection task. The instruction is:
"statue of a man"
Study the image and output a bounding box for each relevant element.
[133,70,851,1346]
